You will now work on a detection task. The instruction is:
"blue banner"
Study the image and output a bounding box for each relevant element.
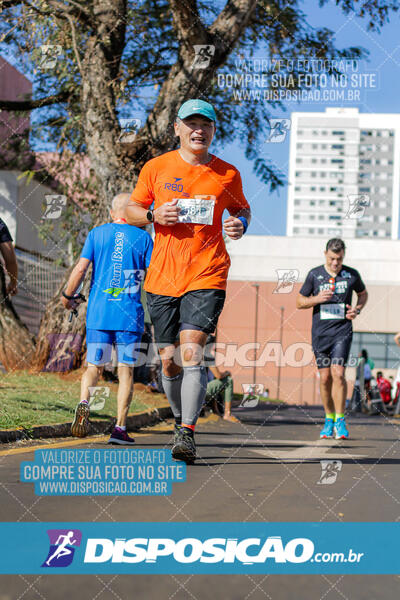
[0,523,399,574]
[20,449,185,496]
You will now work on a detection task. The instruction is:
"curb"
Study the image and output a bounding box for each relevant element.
[0,405,173,444]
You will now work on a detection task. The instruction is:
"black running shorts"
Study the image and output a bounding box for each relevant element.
[146,289,226,345]
[313,335,352,369]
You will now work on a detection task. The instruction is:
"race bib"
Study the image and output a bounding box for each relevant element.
[320,303,345,320]
[175,197,215,225]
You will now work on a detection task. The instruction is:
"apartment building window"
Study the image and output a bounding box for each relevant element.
[332,131,345,135]
[293,227,300,233]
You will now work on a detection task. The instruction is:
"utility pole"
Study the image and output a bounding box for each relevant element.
[252,283,260,386]
[277,306,284,401]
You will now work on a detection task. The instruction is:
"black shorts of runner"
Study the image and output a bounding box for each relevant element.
[146,289,226,346]
[313,335,352,369]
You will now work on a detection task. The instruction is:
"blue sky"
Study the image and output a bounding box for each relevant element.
[219,0,400,236]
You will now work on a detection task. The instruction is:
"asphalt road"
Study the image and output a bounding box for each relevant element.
[1,403,400,599]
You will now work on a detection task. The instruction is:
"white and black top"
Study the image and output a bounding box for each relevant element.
[299,265,365,347]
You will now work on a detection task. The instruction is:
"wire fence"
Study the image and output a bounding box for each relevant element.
[12,248,66,335]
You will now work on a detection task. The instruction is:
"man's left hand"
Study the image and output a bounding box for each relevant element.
[223,216,244,240]
[61,294,84,311]
[346,304,358,320]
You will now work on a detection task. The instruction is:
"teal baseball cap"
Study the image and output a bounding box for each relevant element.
[177,99,217,122]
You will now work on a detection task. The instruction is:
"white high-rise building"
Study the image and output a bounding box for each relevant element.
[287,108,400,239]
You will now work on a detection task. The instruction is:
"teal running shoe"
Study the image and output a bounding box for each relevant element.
[334,417,349,440]
[320,417,334,439]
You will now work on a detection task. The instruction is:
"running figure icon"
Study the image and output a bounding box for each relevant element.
[45,531,77,566]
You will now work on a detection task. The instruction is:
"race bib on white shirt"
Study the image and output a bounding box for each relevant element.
[175,197,215,225]
[320,303,345,320]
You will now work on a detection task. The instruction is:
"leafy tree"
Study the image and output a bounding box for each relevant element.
[0,0,397,369]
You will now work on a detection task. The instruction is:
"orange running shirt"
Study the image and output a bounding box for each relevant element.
[130,150,250,297]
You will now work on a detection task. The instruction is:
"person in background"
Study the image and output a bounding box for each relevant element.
[376,371,392,405]
[206,365,239,423]
[360,349,374,390]
[0,218,18,297]
[388,376,397,402]
[61,194,153,444]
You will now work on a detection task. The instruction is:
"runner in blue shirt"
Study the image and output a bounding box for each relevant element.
[61,194,153,444]
[297,238,368,440]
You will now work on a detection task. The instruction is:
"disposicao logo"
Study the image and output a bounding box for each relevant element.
[42,529,82,568]
[83,536,314,564]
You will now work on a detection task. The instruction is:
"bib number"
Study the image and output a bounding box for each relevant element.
[175,197,215,225]
[320,303,345,320]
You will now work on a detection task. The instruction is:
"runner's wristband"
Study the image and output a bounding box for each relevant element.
[238,216,248,234]
[62,291,86,301]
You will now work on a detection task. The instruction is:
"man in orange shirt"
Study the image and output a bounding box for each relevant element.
[127,99,251,463]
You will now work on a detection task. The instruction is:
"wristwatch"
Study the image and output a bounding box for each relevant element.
[356,308,361,315]
[146,209,154,223]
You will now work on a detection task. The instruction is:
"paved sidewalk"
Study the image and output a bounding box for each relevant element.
[1,404,399,599]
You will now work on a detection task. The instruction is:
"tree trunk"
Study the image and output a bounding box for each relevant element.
[0,266,36,371]
[32,0,130,371]
[31,265,92,372]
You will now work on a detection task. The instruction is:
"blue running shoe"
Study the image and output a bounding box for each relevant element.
[320,417,334,439]
[334,417,349,440]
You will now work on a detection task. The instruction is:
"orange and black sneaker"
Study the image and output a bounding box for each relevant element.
[71,401,90,438]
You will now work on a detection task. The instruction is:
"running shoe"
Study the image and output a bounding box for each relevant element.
[108,428,135,445]
[71,401,90,438]
[334,417,349,440]
[320,417,334,439]
[172,428,196,464]
[173,424,182,445]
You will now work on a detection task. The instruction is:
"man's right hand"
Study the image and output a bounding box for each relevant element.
[316,289,334,304]
[154,198,181,226]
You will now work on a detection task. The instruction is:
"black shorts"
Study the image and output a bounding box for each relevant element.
[146,289,226,345]
[313,335,352,369]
